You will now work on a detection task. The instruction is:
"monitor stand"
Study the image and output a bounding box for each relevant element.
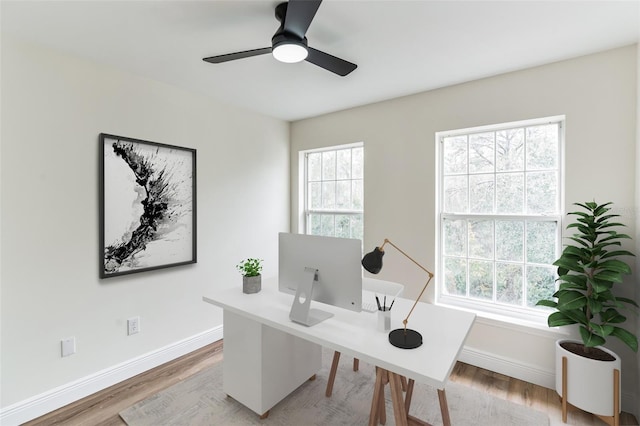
[289,267,334,327]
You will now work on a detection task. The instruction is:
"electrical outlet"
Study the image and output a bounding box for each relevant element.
[127,316,140,335]
[61,337,76,357]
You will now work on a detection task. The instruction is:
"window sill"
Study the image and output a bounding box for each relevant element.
[436,301,571,340]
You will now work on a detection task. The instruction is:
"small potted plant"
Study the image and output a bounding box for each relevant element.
[237,258,263,294]
[536,201,637,425]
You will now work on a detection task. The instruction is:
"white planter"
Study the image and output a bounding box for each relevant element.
[555,339,621,418]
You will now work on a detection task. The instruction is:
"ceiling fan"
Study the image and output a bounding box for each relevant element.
[203,0,357,77]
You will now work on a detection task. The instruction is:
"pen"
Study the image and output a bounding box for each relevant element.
[383,295,386,311]
[375,295,382,311]
[389,299,395,311]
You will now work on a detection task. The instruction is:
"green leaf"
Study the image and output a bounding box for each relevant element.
[593,270,623,283]
[587,298,603,315]
[566,236,590,248]
[590,278,613,294]
[562,309,588,325]
[615,297,640,308]
[548,312,578,327]
[600,250,635,259]
[579,326,606,347]
[536,299,557,308]
[598,259,632,274]
[557,291,587,310]
[558,274,587,288]
[553,258,584,273]
[610,327,638,352]
[590,323,614,337]
[600,309,626,324]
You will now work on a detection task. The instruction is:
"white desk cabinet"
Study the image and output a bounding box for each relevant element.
[222,310,321,416]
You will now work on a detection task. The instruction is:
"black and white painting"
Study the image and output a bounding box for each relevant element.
[100,134,196,278]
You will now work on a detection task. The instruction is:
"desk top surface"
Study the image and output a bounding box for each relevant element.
[203,279,475,389]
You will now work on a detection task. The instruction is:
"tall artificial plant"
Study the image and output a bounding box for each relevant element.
[537,201,638,353]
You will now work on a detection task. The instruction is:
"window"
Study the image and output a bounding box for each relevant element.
[302,144,363,240]
[437,117,563,321]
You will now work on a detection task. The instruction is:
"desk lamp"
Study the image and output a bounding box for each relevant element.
[361,239,434,349]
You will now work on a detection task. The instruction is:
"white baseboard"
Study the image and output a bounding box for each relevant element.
[0,326,223,426]
[459,345,638,416]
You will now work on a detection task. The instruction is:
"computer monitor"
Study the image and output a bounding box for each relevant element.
[279,233,362,326]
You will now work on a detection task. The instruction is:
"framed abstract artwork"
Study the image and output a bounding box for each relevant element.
[99,133,197,278]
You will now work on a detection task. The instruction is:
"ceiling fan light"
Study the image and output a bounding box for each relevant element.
[272,42,308,63]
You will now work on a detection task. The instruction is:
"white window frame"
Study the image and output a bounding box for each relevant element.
[299,142,364,240]
[435,116,565,324]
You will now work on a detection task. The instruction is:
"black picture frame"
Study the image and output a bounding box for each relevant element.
[99,133,197,278]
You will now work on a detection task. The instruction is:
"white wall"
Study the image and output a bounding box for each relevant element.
[291,45,639,415]
[0,37,289,420]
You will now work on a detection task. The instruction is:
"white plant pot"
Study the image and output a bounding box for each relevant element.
[555,339,621,417]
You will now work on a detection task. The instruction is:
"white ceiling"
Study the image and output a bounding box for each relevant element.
[2,0,639,122]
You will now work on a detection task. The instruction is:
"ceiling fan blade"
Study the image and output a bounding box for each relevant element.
[203,47,272,64]
[306,47,357,76]
[283,0,322,39]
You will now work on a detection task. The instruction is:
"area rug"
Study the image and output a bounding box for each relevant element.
[120,349,549,426]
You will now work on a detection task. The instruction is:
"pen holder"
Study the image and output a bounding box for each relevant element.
[377,309,391,332]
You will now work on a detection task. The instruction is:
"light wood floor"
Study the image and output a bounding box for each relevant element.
[25,340,638,426]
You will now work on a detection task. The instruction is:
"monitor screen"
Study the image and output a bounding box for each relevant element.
[278,232,362,313]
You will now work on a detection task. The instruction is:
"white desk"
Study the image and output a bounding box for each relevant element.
[203,279,475,425]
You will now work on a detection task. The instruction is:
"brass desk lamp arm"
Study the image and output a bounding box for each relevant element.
[379,239,435,331]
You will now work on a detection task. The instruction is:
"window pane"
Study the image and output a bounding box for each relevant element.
[308,153,322,181]
[443,176,468,213]
[438,118,562,318]
[496,128,524,171]
[351,215,363,240]
[309,214,321,235]
[321,181,336,209]
[320,215,335,237]
[526,266,556,307]
[469,132,494,173]
[469,260,493,300]
[443,219,466,256]
[336,181,351,209]
[526,124,558,170]
[496,263,523,305]
[496,173,524,214]
[526,221,557,264]
[352,180,363,210]
[322,151,336,180]
[335,215,351,238]
[337,149,351,180]
[305,145,363,242]
[444,257,467,296]
[443,136,467,174]
[526,171,557,214]
[496,220,523,261]
[469,220,493,260]
[352,147,364,179]
[469,174,494,213]
[309,182,321,209]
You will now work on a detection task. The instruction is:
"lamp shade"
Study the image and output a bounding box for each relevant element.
[362,247,384,274]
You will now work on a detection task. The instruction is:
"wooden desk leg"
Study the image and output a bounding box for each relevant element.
[326,351,341,397]
[354,358,360,371]
[562,356,568,423]
[378,377,387,425]
[405,379,415,413]
[259,410,270,419]
[369,367,387,426]
[438,389,451,426]
[389,372,409,426]
[309,374,316,381]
